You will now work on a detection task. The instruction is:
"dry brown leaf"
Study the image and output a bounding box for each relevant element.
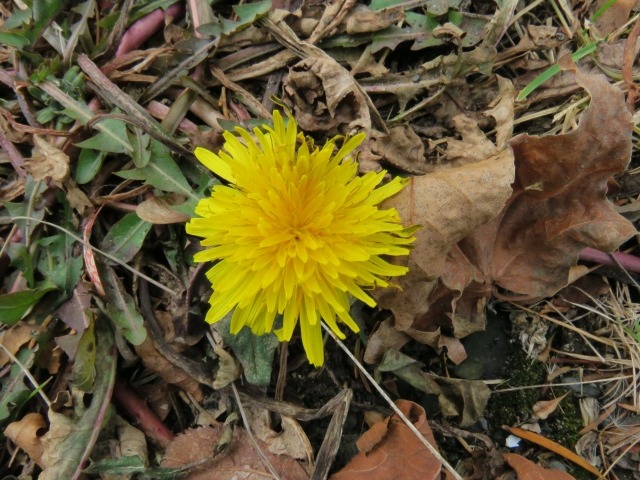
[244,405,314,463]
[470,62,636,297]
[26,135,69,182]
[363,317,411,364]
[368,125,429,174]
[503,453,576,480]
[161,425,309,480]
[55,282,92,334]
[532,392,569,420]
[594,0,635,36]
[284,55,371,133]
[136,194,191,224]
[344,4,405,34]
[308,0,355,42]
[330,400,441,480]
[134,337,203,401]
[0,324,34,368]
[374,77,515,354]
[4,412,47,467]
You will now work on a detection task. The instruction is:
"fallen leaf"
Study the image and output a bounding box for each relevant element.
[55,281,92,331]
[0,324,34,368]
[377,350,491,427]
[134,337,203,401]
[594,0,635,36]
[503,453,577,480]
[363,317,411,365]
[161,425,309,480]
[26,136,69,182]
[331,400,441,480]
[375,77,515,353]
[244,405,314,463]
[368,125,430,174]
[503,426,602,477]
[4,412,47,467]
[284,55,371,133]
[136,194,191,224]
[532,392,569,420]
[344,4,405,34]
[471,60,636,297]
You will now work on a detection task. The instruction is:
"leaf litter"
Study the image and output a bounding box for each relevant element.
[1,1,640,479]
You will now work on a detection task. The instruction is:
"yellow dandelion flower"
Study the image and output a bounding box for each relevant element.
[187,111,415,366]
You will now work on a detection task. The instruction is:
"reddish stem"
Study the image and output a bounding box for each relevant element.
[115,3,185,58]
[112,379,175,448]
[579,247,640,274]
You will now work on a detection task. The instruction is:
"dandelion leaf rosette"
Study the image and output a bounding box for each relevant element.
[186,111,415,366]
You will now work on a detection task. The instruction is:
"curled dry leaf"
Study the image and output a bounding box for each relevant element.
[161,425,309,480]
[284,55,371,133]
[136,194,191,224]
[4,412,47,467]
[532,392,569,420]
[244,404,314,463]
[331,400,441,480]
[0,324,34,368]
[374,77,515,356]
[503,453,577,480]
[363,317,411,364]
[471,62,636,297]
[134,337,203,401]
[368,125,429,175]
[26,135,69,182]
[344,4,405,35]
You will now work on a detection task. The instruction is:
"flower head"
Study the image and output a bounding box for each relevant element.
[187,111,414,366]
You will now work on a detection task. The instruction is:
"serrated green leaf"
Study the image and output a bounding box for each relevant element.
[101,213,152,264]
[0,285,57,326]
[75,148,105,184]
[217,312,278,386]
[75,117,132,153]
[37,82,135,153]
[116,139,198,200]
[37,233,84,295]
[100,264,147,345]
[3,8,31,29]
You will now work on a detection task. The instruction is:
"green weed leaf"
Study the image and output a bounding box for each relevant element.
[101,213,152,264]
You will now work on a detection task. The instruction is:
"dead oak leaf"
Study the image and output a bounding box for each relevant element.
[469,63,636,297]
[374,77,515,352]
[331,400,441,480]
[161,425,309,480]
[504,453,576,480]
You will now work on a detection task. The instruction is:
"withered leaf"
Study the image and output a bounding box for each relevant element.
[470,63,636,297]
[504,453,577,480]
[162,425,309,480]
[4,412,47,467]
[331,400,441,480]
[368,125,429,175]
[134,337,203,401]
[374,78,515,353]
[284,55,371,133]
